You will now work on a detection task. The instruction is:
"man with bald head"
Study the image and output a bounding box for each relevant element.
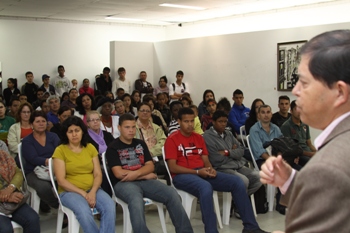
[260,30,350,232]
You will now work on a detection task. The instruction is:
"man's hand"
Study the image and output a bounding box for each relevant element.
[140,173,157,180]
[120,170,140,182]
[207,167,217,178]
[198,167,217,178]
[260,155,293,187]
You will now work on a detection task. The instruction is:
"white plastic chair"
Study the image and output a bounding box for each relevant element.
[12,221,22,233]
[101,152,167,233]
[17,143,41,213]
[49,158,82,233]
[162,147,230,228]
[246,135,276,212]
[240,125,247,147]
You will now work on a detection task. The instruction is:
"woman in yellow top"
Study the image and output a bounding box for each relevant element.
[52,116,115,233]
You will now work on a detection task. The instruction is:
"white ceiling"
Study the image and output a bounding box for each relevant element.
[0,0,341,26]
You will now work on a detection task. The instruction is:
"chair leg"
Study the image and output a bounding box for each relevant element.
[250,194,257,217]
[155,203,167,233]
[267,185,276,212]
[222,192,232,225]
[67,212,80,233]
[119,202,131,233]
[32,192,40,214]
[213,191,223,229]
[56,209,64,233]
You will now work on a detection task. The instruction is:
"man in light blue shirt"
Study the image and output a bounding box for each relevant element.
[249,105,282,169]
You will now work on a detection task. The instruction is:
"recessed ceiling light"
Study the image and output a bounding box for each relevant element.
[105,16,145,22]
[159,3,206,10]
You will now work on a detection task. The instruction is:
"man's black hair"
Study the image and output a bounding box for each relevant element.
[178,107,194,120]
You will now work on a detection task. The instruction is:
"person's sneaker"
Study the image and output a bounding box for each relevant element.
[275,204,286,215]
[242,228,270,233]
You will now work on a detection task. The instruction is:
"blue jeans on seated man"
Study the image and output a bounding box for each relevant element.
[60,188,116,233]
[114,179,193,233]
[0,203,40,233]
[173,171,260,233]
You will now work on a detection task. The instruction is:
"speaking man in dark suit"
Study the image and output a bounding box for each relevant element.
[260,30,350,232]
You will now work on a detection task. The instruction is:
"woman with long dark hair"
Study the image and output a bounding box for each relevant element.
[74,93,96,124]
[245,98,265,134]
[198,89,215,120]
[53,116,115,232]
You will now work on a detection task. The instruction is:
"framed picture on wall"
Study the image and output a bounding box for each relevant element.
[277,40,307,91]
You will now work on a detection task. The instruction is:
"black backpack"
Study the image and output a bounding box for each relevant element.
[172,82,186,92]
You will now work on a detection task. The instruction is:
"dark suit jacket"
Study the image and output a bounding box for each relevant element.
[281,114,350,232]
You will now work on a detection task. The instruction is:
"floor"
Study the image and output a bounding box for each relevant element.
[36,200,285,233]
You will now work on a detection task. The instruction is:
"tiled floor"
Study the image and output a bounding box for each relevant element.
[38,202,285,233]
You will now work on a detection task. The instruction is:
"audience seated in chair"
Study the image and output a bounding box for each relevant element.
[61,88,78,109]
[97,97,120,138]
[201,99,217,131]
[228,89,250,140]
[135,103,168,178]
[50,106,73,140]
[203,110,262,196]
[245,99,265,135]
[106,113,193,233]
[198,89,215,120]
[53,116,115,233]
[281,100,316,166]
[164,107,267,233]
[22,111,61,213]
[0,148,40,233]
[271,95,291,128]
[168,101,183,136]
[8,103,33,159]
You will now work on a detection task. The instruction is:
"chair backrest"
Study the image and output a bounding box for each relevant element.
[17,143,28,184]
[101,152,117,198]
[240,126,247,147]
[161,147,174,185]
[48,158,63,206]
[246,135,259,171]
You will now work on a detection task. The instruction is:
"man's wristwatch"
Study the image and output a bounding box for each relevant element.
[224,150,229,156]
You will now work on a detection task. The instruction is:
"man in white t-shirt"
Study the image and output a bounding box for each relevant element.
[51,65,71,97]
[112,67,131,95]
[169,70,189,103]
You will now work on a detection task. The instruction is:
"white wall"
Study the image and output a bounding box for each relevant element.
[110,41,154,92]
[153,23,350,139]
[0,19,164,88]
[164,1,350,41]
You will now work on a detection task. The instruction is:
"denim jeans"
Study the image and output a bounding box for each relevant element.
[60,188,116,233]
[173,171,259,233]
[0,203,40,233]
[114,179,193,233]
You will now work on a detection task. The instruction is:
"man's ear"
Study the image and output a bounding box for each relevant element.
[334,81,350,108]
